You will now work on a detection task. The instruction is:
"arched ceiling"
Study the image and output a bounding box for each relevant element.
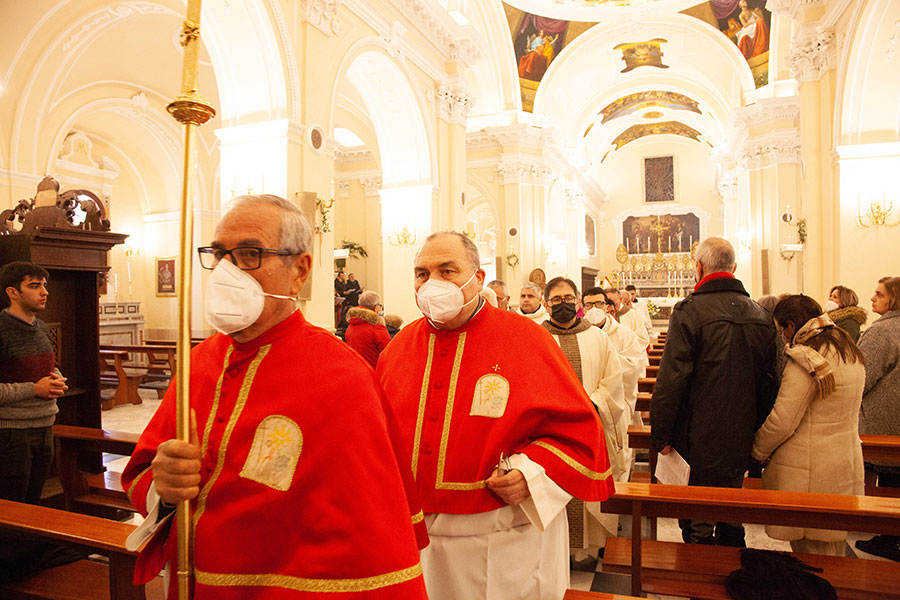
[504,0,705,21]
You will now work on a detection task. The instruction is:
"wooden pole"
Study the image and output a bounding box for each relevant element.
[166,1,215,598]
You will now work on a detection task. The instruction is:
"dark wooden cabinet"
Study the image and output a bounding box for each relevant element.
[0,228,127,460]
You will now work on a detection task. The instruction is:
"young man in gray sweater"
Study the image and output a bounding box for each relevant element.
[0,261,68,579]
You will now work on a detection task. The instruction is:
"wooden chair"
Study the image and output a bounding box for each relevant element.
[54,425,138,516]
[600,481,900,598]
[0,499,163,599]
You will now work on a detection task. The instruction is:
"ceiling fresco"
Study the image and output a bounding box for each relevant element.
[599,91,702,124]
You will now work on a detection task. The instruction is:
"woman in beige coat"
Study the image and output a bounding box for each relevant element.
[752,295,866,556]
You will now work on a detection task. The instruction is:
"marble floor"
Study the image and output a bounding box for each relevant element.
[96,392,895,597]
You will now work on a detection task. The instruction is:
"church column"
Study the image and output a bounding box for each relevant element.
[434,74,473,232]
[736,98,802,296]
[790,21,838,297]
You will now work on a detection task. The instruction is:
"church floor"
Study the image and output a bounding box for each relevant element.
[92,393,895,598]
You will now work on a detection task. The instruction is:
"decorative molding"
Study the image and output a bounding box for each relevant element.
[435,78,474,125]
[742,130,802,169]
[888,20,900,61]
[360,176,382,196]
[391,0,481,66]
[736,96,801,129]
[381,21,408,60]
[496,157,553,186]
[334,148,375,163]
[61,2,168,52]
[715,171,739,200]
[789,26,836,81]
[130,91,150,112]
[302,0,342,36]
[765,0,826,21]
[335,179,351,198]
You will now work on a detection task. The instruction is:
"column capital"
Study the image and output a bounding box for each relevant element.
[789,25,836,82]
[741,130,801,169]
[302,0,342,36]
[435,78,474,125]
[360,176,383,197]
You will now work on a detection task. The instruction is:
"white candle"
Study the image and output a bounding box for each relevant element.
[626,239,630,252]
[690,235,693,246]
[668,237,671,253]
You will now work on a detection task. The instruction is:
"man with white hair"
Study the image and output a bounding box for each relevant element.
[517,282,548,323]
[346,290,391,367]
[651,236,778,547]
[607,287,650,350]
[122,195,427,598]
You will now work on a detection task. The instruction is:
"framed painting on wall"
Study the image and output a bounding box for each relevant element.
[155,257,176,297]
[644,155,675,203]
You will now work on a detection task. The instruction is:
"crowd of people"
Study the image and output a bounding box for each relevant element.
[2,191,897,597]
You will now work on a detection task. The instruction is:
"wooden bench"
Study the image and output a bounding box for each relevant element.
[600,481,900,598]
[562,591,644,600]
[54,425,138,516]
[637,377,655,394]
[635,392,651,413]
[101,344,176,399]
[644,365,659,378]
[99,350,145,410]
[0,499,163,599]
[648,355,661,366]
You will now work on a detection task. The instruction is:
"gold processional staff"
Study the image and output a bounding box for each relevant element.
[166,0,215,597]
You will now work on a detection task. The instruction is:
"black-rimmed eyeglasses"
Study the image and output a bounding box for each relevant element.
[197,246,296,271]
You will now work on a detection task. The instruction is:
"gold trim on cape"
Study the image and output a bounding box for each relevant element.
[194,562,423,593]
[411,510,424,524]
[411,334,436,477]
[532,440,612,480]
[199,345,234,458]
[125,466,152,504]
[434,333,486,490]
[193,345,271,531]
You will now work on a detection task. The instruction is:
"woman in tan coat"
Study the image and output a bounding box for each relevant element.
[752,295,866,556]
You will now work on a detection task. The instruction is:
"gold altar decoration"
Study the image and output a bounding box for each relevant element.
[615,243,628,264]
[168,0,216,597]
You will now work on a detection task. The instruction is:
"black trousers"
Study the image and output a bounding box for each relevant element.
[679,471,747,547]
[0,426,55,580]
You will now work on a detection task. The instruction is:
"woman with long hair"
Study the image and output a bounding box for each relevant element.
[855,276,900,561]
[752,295,865,555]
[825,285,867,341]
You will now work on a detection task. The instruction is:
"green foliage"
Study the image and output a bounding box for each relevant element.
[341,239,368,259]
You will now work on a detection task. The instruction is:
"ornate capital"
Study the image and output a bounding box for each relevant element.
[789,26,836,81]
[359,176,382,196]
[766,0,826,20]
[716,172,739,200]
[303,0,341,36]
[335,179,351,198]
[888,20,900,61]
[496,158,552,185]
[435,80,474,125]
[741,131,801,169]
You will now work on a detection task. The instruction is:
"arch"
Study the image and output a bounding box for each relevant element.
[460,0,522,114]
[333,47,433,187]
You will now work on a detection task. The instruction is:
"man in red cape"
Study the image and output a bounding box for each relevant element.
[377,232,614,599]
[121,195,427,598]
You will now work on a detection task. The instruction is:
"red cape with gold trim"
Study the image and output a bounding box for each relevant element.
[122,311,427,598]
[377,303,614,515]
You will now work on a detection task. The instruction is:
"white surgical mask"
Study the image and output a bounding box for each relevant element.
[584,307,606,325]
[204,259,295,335]
[416,271,478,324]
[824,299,839,312]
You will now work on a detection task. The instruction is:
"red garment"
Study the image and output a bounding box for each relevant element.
[694,270,736,292]
[377,303,613,515]
[345,308,392,368]
[738,13,769,59]
[122,311,427,598]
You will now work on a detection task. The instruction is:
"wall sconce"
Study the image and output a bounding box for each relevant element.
[387,225,417,247]
[858,193,899,228]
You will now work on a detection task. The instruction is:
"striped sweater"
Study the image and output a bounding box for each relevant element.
[0,309,59,428]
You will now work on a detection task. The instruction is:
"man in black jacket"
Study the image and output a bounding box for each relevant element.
[651,237,777,547]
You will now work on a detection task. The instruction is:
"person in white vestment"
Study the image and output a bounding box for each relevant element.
[607,287,651,350]
[584,287,647,427]
[518,281,548,323]
[539,277,629,566]
[626,284,656,343]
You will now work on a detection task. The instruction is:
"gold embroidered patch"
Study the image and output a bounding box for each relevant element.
[469,373,510,418]
[240,416,302,491]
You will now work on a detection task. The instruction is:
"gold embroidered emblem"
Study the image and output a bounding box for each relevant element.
[240,415,302,491]
[469,373,509,418]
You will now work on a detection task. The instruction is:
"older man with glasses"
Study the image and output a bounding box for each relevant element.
[122,195,428,599]
[540,276,629,571]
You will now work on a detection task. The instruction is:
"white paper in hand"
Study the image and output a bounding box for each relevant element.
[654,448,691,485]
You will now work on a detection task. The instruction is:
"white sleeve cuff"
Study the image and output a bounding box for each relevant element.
[510,453,572,532]
[125,482,174,551]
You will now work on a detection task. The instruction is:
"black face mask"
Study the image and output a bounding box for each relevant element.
[550,301,577,323]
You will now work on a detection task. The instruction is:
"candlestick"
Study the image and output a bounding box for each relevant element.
[626,238,630,253]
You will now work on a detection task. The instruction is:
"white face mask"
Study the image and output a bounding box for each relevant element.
[204,259,295,335]
[416,271,478,324]
[584,306,606,325]
[824,299,839,312]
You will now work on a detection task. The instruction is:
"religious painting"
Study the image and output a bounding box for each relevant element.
[598,91,701,125]
[503,3,595,112]
[155,257,176,297]
[613,39,670,72]
[644,156,675,203]
[622,213,700,255]
[683,0,771,88]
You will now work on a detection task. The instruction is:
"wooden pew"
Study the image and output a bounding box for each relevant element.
[635,392,651,413]
[100,344,176,399]
[648,355,661,366]
[637,377,655,394]
[563,592,644,600]
[600,481,900,598]
[99,350,145,410]
[0,499,163,599]
[644,365,659,378]
[54,425,138,516]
